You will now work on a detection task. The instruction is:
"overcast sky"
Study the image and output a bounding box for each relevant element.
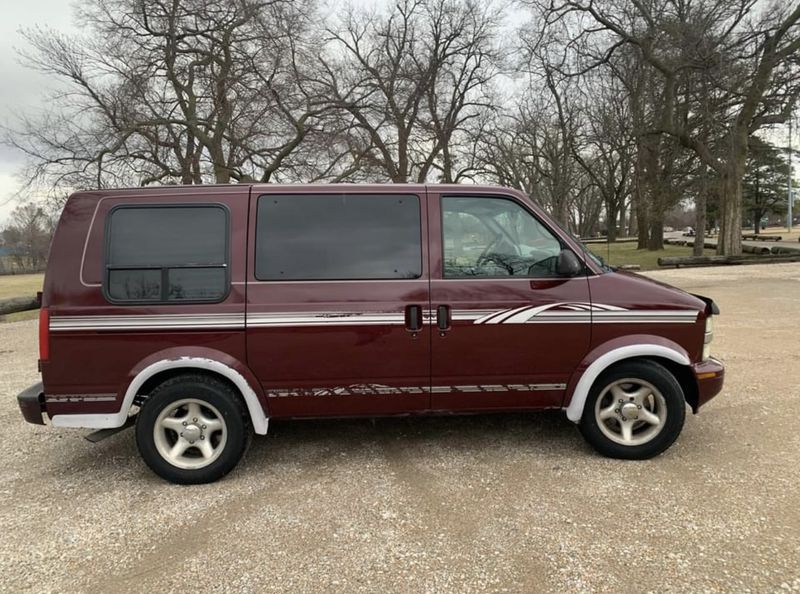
[0,0,77,225]
[0,1,794,227]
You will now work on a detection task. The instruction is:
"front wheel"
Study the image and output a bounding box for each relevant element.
[578,360,686,459]
[135,374,251,484]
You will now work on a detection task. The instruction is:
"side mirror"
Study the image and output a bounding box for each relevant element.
[557,249,582,277]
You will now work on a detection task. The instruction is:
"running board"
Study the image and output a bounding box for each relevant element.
[84,416,136,443]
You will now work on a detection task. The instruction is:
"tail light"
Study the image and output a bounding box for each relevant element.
[39,307,50,362]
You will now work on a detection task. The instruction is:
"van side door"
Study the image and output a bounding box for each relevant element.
[427,191,592,411]
[245,187,431,417]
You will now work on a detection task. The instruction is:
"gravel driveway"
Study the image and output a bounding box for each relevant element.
[2,264,799,593]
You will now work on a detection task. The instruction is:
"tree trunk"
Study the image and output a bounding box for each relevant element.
[212,147,231,183]
[606,204,619,242]
[633,140,651,249]
[552,199,570,229]
[618,203,627,237]
[636,198,649,249]
[181,134,196,184]
[647,216,663,250]
[717,166,744,255]
[441,143,453,184]
[693,174,707,257]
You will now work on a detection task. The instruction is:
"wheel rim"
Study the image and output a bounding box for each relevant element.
[153,398,227,470]
[594,378,667,447]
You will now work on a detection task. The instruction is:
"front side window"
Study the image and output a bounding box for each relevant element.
[442,196,562,278]
[105,205,228,302]
[255,194,422,280]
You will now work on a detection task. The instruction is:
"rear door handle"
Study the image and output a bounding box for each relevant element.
[437,305,451,332]
[405,305,423,332]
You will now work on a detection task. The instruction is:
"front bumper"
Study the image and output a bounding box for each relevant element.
[17,382,48,425]
[692,357,725,410]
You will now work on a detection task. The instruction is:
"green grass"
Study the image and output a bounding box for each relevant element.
[0,273,44,300]
[588,242,716,270]
[0,274,44,323]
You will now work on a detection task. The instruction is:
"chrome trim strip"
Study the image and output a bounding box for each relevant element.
[51,313,245,332]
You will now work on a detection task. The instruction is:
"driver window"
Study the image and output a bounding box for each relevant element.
[442,196,562,278]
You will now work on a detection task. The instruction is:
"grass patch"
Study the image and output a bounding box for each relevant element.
[1,309,39,323]
[0,274,44,323]
[0,273,44,300]
[588,242,716,270]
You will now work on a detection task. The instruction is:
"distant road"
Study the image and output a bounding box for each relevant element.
[664,230,800,251]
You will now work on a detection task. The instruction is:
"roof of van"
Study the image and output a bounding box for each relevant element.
[71,183,528,196]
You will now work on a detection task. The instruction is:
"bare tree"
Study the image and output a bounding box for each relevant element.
[572,76,635,241]
[4,0,331,194]
[320,0,500,183]
[476,70,586,230]
[534,0,800,255]
[1,204,53,271]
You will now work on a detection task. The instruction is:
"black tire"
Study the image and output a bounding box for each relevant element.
[578,360,686,460]
[135,374,251,484]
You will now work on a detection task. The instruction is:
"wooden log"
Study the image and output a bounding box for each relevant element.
[771,245,800,255]
[582,237,639,244]
[0,296,40,316]
[668,239,715,249]
[742,244,772,255]
[658,254,800,268]
[742,234,782,241]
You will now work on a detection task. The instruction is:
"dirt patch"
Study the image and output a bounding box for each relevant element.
[1,264,799,593]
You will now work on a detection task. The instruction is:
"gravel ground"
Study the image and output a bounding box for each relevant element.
[2,263,799,593]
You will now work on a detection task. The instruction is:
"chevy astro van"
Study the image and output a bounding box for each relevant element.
[17,184,724,483]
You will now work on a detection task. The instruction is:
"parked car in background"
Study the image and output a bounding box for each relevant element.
[17,184,724,483]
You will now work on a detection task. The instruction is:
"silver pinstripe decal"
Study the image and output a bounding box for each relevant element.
[45,393,117,403]
[49,303,696,331]
[265,383,568,397]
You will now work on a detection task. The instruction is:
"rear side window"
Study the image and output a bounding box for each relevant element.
[105,205,229,303]
[255,194,422,280]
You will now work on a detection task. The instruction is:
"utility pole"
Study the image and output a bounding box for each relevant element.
[789,112,794,233]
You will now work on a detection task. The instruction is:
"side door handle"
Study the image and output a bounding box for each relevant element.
[437,305,451,333]
[405,304,423,333]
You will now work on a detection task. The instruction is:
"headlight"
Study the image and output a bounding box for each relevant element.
[702,316,713,360]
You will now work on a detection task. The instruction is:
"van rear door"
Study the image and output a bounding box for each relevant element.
[245,186,432,417]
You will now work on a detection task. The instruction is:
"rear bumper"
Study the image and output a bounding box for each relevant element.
[692,357,725,410]
[17,382,48,425]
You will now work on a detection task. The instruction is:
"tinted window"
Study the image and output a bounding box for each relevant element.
[256,194,422,280]
[442,196,562,278]
[105,205,228,302]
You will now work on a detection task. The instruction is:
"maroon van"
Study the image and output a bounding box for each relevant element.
[16,184,724,483]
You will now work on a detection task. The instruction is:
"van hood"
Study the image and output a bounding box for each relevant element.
[603,268,712,313]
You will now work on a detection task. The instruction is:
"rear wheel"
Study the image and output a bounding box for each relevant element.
[135,374,251,484]
[578,360,686,459]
